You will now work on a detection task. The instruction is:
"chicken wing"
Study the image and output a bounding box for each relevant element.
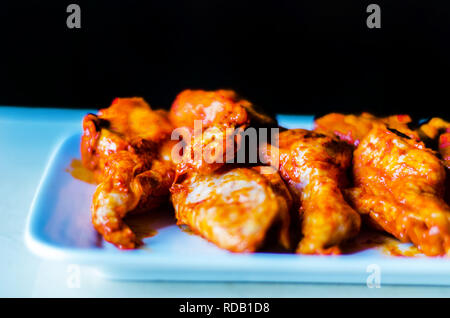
[81,97,173,181]
[82,98,176,248]
[348,127,450,256]
[314,112,418,147]
[91,139,175,249]
[261,129,361,254]
[169,89,276,176]
[170,166,292,252]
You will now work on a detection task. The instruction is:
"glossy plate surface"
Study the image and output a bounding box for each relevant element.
[25,115,450,284]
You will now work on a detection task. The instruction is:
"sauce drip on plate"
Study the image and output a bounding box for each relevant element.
[342,229,423,257]
[66,159,96,184]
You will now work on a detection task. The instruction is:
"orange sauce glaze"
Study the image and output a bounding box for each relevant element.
[381,241,422,257]
[178,224,196,235]
[342,229,422,257]
[66,159,96,184]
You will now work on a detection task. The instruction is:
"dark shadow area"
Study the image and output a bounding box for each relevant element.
[0,1,449,118]
[124,203,176,242]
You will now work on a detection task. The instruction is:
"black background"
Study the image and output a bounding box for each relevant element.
[0,1,449,118]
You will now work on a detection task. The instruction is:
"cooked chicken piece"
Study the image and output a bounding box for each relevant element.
[92,139,175,249]
[171,166,292,252]
[417,117,450,169]
[81,97,173,181]
[261,129,361,254]
[169,89,276,176]
[314,112,418,147]
[82,98,175,249]
[348,127,450,256]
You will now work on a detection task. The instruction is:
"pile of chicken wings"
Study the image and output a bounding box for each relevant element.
[80,90,450,256]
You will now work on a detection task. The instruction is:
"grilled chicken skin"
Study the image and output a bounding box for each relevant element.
[82,98,175,249]
[171,166,292,253]
[261,129,361,254]
[348,127,450,256]
[81,97,173,181]
[91,139,175,249]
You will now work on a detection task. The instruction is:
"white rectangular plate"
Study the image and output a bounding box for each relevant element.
[25,115,450,284]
